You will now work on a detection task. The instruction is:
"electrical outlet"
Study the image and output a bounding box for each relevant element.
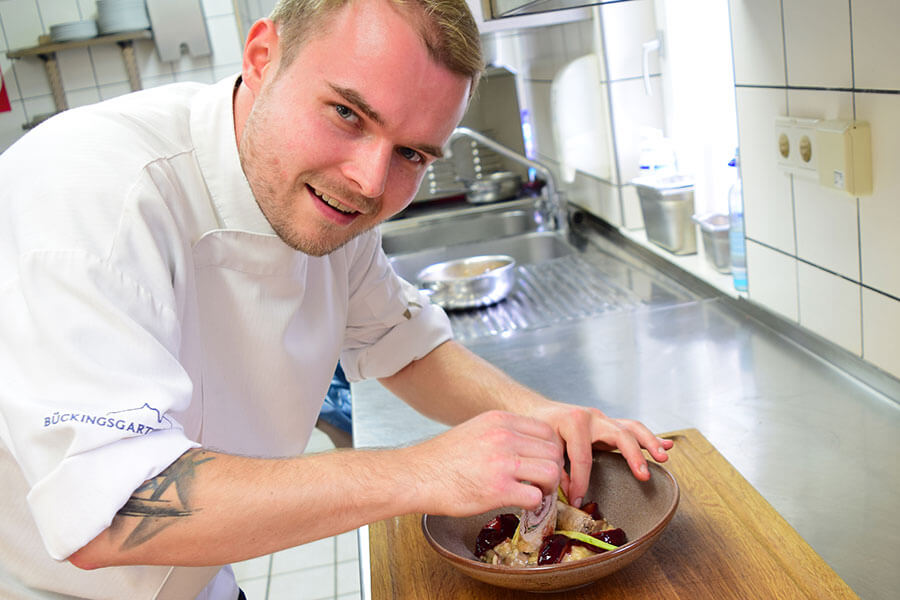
[775,116,819,179]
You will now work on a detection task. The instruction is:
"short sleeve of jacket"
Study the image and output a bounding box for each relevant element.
[0,248,199,561]
[339,229,452,382]
[0,130,203,561]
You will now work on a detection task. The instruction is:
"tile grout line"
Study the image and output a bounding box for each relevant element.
[333,534,339,600]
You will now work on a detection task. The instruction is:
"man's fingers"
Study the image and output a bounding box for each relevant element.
[511,457,563,497]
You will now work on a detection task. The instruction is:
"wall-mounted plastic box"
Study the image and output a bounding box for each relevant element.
[815,120,872,196]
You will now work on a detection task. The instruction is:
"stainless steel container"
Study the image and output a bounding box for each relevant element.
[692,213,731,273]
[633,175,697,255]
[417,255,516,310]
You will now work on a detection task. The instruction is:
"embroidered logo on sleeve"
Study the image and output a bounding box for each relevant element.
[42,403,174,435]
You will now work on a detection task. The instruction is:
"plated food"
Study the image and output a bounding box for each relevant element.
[421,451,679,592]
[475,488,628,567]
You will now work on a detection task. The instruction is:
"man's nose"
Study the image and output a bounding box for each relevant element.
[344,138,392,199]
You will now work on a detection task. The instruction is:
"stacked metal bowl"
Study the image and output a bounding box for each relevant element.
[97,0,151,35]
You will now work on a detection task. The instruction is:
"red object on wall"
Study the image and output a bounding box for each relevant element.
[0,65,12,113]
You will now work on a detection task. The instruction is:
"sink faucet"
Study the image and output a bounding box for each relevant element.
[446,127,566,232]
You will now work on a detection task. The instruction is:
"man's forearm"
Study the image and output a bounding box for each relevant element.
[68,445,422,569]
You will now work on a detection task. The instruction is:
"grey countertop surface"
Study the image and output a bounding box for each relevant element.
[351,222,900,600]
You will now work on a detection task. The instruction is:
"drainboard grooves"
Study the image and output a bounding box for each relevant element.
[447,255,648,343]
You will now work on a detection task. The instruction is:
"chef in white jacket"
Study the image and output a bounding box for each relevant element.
[0,0,672,598]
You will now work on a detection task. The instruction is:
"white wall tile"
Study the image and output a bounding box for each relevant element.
[231,554,270,581]
[797,262,861,355]
[205,14,243,66]
[746,240,799,322]
[793,176,860,280]
[212,64,241,82]
[851,0,900,91]
[267,564,334,599]
[335,530,359,562]
[336,558,360,596]
[173,69,215,84]
[735,86,794,253]
[0,99,27,150]
[782,0,852,89]
[57,48,96,91]
[728,0,786,86]
[271,538,334,573]
[134,39,175,78]
[97,80,131,101]
[787,87,852,122]
[600,0,659,81]
[76,0,96,20]
[862,288,900,379]
[9,57,51,99]
[0,0,43,50]
[170,53,213,76]
[89,44,130,86]
[203,0,235,18]
[21,93,55,122]
[66,85,100,108]
[37,0,81,28]
[855,91,900,298]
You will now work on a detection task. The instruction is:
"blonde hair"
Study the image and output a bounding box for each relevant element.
[269,0,483,93]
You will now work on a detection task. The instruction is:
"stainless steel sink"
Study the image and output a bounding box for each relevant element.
[382,206,696,343]
[380,205,541,257]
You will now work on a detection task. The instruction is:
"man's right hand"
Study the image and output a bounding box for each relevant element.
[405,410,565,517]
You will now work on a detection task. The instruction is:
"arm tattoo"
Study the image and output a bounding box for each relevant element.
[114,449,215,550]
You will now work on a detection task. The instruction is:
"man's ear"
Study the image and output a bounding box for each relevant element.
[241,18,280,96]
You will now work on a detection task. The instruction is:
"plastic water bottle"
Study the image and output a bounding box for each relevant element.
[728,150,748,292]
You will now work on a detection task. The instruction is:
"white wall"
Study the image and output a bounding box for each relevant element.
[0,0,244,149]
[730,0,900,379]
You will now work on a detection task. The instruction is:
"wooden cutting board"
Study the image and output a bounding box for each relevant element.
[368,428,858,599]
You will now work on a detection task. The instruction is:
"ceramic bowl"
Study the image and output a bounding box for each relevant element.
[421,451,679,592]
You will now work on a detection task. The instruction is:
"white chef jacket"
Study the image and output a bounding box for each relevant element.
[0,75,452,599]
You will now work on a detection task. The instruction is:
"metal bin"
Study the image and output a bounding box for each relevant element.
[692,213,731,273]
[633,175,697,255]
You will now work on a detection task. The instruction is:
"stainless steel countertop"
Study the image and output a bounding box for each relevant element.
[351,228,900,600]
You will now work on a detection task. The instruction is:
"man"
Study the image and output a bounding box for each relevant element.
[0,0,672,598]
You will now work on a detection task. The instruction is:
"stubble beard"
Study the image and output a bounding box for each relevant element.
[238,105,371,257]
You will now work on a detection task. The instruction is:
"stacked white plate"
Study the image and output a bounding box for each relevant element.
[97,0,151,35]
[49,20,99,43]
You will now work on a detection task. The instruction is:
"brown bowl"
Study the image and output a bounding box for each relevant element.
[421,451,679,592]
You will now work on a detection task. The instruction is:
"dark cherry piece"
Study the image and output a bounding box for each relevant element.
[474,513,519,557]
[538,534,573,565]
[594,527,627,547]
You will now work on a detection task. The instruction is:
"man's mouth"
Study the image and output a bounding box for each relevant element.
[309,185,359,215]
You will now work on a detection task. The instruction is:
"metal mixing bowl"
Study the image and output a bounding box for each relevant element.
[417,255,517,310]
[466,171,523,204]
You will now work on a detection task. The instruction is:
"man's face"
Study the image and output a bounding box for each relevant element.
[237,0,471,256]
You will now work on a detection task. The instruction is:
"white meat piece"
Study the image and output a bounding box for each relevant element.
[516,492,557,553]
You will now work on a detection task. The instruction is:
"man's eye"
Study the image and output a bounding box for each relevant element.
[398,147,423,164]
[335,104,357,121]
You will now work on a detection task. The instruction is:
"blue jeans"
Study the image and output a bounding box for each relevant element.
[318,363,352,434]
